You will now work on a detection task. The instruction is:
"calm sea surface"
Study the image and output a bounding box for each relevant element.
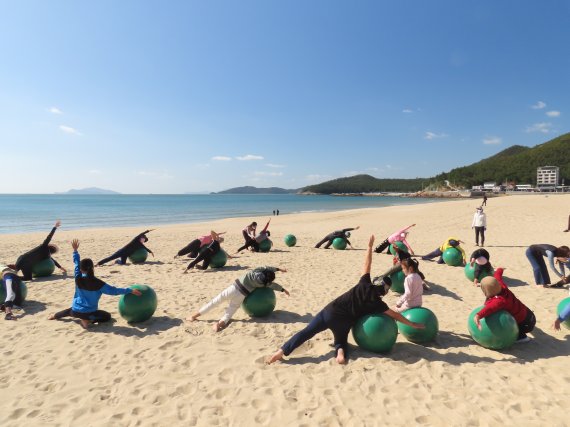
[0,194,442,234]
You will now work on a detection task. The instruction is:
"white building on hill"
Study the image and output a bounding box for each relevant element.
[537,166,559,188]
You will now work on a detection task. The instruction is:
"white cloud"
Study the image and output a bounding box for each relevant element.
[211,156,232,161]
[253,171,283,177]
[482,136,502,145]
[236,154,263,161]
[266,163,286,168]
[366,167,380,172]
[88,169,102,174]
[48,107,63,114]
[306,174,331,181]
[136,170,173,179]
[531,101,546,109]
[59,125,81,135]
[424,131,448,140]
[546,110,561,117]
[525,122,552,133]
[402,109,413,113]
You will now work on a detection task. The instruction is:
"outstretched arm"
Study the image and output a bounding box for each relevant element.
[43,220,61,246]
[261,219,271,234]
[363,235,374,275]
[384,309,424,329]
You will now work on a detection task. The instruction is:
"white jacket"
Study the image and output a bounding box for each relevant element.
[472,212,486,228]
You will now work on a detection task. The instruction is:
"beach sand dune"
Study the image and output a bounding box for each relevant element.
[1,194,569,426]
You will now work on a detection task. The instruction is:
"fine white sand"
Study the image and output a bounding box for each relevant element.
[1,194,569,426]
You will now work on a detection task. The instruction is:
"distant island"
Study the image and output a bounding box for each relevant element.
[56,187,121,195]
[212,186,297,195]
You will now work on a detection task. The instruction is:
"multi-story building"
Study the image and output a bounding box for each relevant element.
[537,166,559,188]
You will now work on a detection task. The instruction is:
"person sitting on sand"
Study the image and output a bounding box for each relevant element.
[49,239,141,329]
[8,220,66,280]
[236,222,258,253]
[469,248,493,286]
[187,266,289,331]
[1,265,26,320]
[422,237,466,265]
[175,230,226,259]
[266,235,424,365]
[473,268,535,343]
[184,234,231,272]
[374,223,416,255]
[395,258,424,312]
[315,226,360,249]
[525,244,570,288]
[97,230,154,266]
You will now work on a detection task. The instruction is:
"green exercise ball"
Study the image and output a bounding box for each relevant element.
[242,288,276,317]
[0,279,28,303]
[389,269,405,294]
[442,248,463,266]
[352,314,398,353]
[467,306,518,350]
[258,238,273,253]
[284,234,297,247]
[464,263,494,282]
[32,258,56,277]
[118,284,157,323]
[128,248,148,264]
[556,297,570,330]
[398,307,439,343]
[389,241,408,256]
[209,250,228,269]
[332,237,347,250]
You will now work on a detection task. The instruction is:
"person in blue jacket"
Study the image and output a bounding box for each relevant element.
[48,239,141,329]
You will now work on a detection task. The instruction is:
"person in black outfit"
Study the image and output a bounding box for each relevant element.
[469,248,493,286]
[482,194,488,206]
[97,230,154,266]
[315,226,360,249]
[184,236,227,272]
[9,220,66,280]
[236,222,258,253]
[266,235,424,365]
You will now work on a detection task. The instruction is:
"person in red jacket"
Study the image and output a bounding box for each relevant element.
[473,268,536,343]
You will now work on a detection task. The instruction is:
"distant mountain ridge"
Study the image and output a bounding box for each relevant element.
[301,133,570,194]
[56,187,120,195]
[213,186,297,194]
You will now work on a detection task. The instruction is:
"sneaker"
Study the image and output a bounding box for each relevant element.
[515,336,531,344]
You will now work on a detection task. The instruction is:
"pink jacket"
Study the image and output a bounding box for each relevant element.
[387,225,414,252]
[396,272,423,311]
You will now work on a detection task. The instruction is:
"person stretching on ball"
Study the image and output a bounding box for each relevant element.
[97,230,154,266]
[48,239,141,329]
[187,265,290,331]
[266,235,423,365]
[315,226,360,249]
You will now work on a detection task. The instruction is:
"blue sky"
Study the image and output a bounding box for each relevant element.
[0,0,568,193]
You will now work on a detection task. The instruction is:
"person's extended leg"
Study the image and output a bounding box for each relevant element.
[374,239,390,254]
[279,310,329,357]
[98,249,126,266]
[200,252,214,270]
[48,307,72,320]
[331,322,352,364]
[194,284,238,319]
[422,248,442,261]
[187,251,209,270]
[215,291,246,331]
[480,227,485,246]
[177,239,201,257]
[537,256,551,285]
[516,310,536,341]
[525,248,543,285]
[88,310,112,323]
[474,227,480,246]
[323,239,334,249]
[315,236,329,248]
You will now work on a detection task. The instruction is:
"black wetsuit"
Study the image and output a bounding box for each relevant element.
[315,228,355,249]
[14,227,62,280]
[237,229,259,253]
[97,230,153,265]
[177,239,202,258]
[186,240,221,270]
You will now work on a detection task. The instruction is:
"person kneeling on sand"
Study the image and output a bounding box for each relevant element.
[187,266,289,332]
[48,239,141,329]
[473,268,536,344]
[266,235,424,365]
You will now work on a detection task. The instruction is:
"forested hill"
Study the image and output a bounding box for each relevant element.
[300,133,570,194]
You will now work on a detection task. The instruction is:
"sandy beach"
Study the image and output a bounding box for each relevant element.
[1,194,569,427]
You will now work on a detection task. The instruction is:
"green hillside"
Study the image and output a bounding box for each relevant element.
[301,133,570,194]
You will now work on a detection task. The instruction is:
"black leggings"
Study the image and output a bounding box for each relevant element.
[187,248,217,270]
[53,308,112,323]
[374,239,391,254]
[474,227,485,245]
[517,310,536,339]
[237,238,259,253]
[177,239,201,258]
[98,249,129,266]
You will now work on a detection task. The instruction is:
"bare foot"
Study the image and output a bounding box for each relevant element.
[79,319,91,329]
[186,312,200,322]
[48,313,56,320]
[213,320,226,332]
[336,348,347,364]
[266,349,284,364]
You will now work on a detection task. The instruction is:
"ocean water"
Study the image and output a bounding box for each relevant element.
[0,194,441,234]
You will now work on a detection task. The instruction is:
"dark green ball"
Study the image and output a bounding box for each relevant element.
[118,284,157,323]
[284,234,297,247]
[32,258,56,277]
[242,288,276,317]
[332,237,347,250]
[398,307,439,343]
[258,239,273,253]
[389,269,405,294]
[389,241,408,256]
[128,248,148,264]
[467,306,518,350]
[352,314,398,353]
[442,248,463,266]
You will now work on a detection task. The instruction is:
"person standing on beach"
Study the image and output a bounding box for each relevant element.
[236,222,258,253]
[472,207,487,246]
[9,220,66,280]
[315,226,360,249]
[482,194,488,206]
[175,230,226,259]
[374,224,416,254]
[187,266,289,331]
[276,209,279,216]
[525,244,570,288]
[97,230,154,266]
[266,235,423,365]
